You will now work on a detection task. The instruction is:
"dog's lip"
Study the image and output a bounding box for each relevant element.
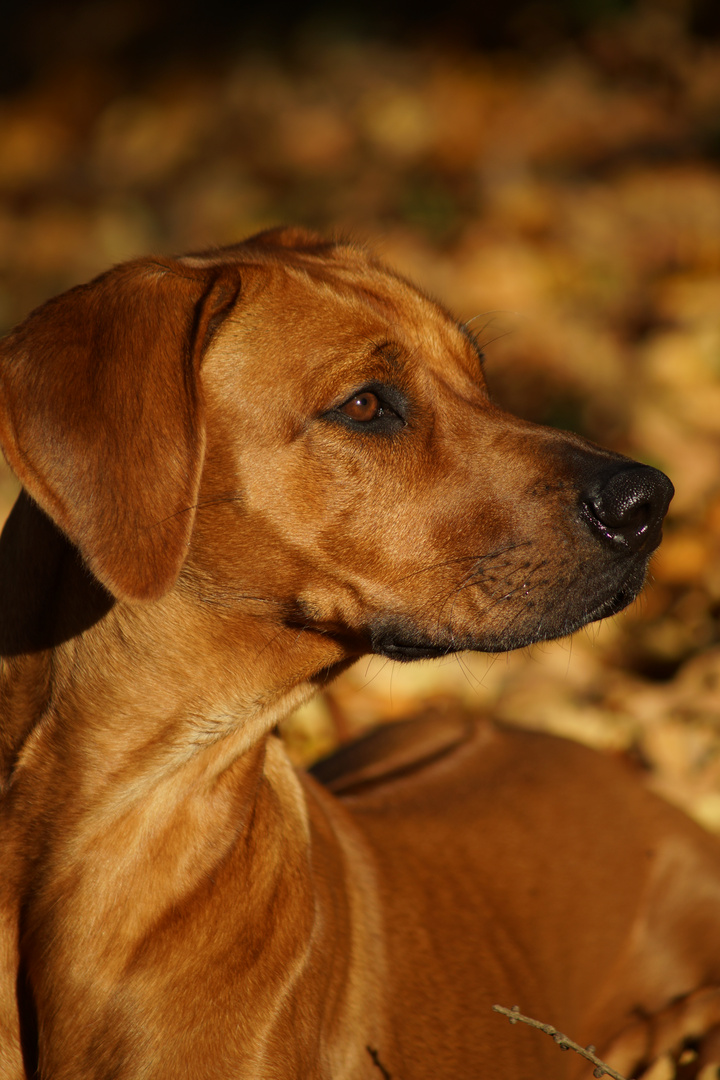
[376,641,452,661]
[582,584,638,623]
[369,621,456,662]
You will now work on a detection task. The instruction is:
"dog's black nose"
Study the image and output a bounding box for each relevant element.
[582,465,674,554]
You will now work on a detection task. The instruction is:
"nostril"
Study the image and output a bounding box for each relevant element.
[582,465,674,554]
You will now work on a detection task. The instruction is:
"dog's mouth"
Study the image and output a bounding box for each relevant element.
[368,554,651,661]
[369,623,462,662]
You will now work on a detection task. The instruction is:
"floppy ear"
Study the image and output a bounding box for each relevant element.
[0,259,240,603]
[244,225,334,253]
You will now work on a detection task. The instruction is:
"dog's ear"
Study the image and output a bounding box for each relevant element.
[245,225,334,253]
[0,260,240,603]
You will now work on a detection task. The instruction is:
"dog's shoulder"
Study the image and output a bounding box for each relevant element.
[308,709,479,796]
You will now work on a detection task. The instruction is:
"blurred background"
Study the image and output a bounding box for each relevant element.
[1,0,720,826]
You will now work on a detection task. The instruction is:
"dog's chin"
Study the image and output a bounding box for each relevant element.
[369,562,650,661]
[570,557,652,628]
[580,582,641,624]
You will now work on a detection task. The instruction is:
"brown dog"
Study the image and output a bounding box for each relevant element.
[0,227,719,1080]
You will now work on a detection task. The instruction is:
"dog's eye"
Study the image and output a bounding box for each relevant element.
[324,383,407,435]
[340,392,383,422]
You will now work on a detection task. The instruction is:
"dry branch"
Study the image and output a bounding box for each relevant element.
[493,1004,628,1080]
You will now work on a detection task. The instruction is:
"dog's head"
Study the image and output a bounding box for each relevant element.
[0,227,672,662]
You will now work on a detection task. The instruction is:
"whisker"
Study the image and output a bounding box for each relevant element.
[150,492,244,530]
[354,656,393,694]
[388,541,532,589]
[455,652,485,697]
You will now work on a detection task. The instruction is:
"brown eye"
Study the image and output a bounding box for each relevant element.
[340,391,382,422]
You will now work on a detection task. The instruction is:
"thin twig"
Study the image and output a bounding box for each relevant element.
[366,1044,393,1079]
[493,1004,628,1080]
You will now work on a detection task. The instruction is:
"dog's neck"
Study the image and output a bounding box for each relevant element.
[0,495,380,1075]
[0,494,345,787]
[0,495,353,907]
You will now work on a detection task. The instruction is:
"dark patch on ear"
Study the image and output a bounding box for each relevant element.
[0,493,114,657]
[16,956,38,1080]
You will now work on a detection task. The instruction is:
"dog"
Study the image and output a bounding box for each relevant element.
[0,226,719,1079]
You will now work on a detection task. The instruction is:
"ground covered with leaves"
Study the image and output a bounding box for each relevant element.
[1,1,720,827]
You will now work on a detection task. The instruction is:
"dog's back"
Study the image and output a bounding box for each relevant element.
[310,714,720,1076]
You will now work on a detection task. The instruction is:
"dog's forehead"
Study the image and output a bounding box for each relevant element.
[213,255,482,391]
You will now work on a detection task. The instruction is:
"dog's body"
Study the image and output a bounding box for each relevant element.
[0,227,719,1078]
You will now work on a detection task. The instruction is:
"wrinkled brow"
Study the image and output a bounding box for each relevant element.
[368,339,403,367]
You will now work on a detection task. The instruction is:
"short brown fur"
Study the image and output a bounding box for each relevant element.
[0,228,719,1079]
